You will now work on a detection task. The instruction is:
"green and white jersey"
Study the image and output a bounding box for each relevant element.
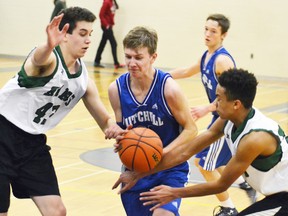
[224,108,288,196]
[0,46,89,134]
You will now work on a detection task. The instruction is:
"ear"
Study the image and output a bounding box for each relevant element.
[221,32,228,40]
[150,52,157,64]
[62,33,69,42]
[233,99,242,110]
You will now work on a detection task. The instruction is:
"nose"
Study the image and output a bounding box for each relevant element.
[85,37,91,44]
[126,58,137,66]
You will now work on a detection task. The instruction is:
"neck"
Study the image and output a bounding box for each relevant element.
[208,44,222,54]
[232,108,252,128]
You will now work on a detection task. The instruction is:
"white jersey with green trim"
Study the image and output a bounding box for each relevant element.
[224,108,288,196]
[0,48,88,134]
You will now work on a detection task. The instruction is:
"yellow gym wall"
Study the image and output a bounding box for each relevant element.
[0,0,287,78]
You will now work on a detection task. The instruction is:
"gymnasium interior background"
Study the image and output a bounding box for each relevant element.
[0,0,287,79]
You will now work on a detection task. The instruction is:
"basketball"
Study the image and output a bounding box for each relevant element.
[118,127,163,172]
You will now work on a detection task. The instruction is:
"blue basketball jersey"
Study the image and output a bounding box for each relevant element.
[116,69,182,148]
[117,69,189,215]
[200,47,236,104]
[196,47,235,170]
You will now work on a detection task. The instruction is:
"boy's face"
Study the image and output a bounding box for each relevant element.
[204,19,224,47]
[215,85,234,119]
[124,46,157,78]
[65,21,94,58]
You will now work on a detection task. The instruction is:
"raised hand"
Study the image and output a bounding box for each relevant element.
[46,13,69,49]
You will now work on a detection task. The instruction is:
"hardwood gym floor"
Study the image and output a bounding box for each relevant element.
[0,55,287,215]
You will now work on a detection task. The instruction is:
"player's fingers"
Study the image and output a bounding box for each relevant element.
[119,183,131,194]
[149,203,162,211]
[126,124,133,130]
[112,178,121,190]
[113,144,121,153]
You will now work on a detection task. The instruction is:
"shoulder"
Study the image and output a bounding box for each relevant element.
[239,130,278,157]
[215,54,235,75]
[108,80,118,93]
[163,77,185,102]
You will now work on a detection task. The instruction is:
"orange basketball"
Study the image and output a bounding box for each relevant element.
[118,127,163,172]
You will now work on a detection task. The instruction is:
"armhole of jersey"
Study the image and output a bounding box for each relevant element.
[161,74,173,117]
[116,78,121,99]
[17,49,59,88]
[248,129,283,171]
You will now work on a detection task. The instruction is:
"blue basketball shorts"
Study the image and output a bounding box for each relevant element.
[121,165,189,216]
[195,115,232,171]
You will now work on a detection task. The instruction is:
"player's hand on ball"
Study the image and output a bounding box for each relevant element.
[140,185,177,211]
[112,170,141,193]
[104,123,126,139]
[113,125,133,152]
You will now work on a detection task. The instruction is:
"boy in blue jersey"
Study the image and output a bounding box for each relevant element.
[169,14,256,215]
[109,26,198,216]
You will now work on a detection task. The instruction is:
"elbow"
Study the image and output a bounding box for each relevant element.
[192,126,198,138]
[215,181,230,194]
[189,124,198,140]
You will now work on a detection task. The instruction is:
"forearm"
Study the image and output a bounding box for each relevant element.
[137,128,200,180]
[174,180,228,199]
[169,67,199,79]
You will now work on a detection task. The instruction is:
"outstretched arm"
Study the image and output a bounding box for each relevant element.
[169,60,200,79]
[83,78,124,139]
[140,131,277,211]
[112,118,224,193]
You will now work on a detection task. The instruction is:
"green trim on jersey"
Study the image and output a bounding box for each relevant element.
[55,46,83,78]
[249,129,283,172]
[231,108,255,142]
[17,50,59,88]
[231,108,285,172]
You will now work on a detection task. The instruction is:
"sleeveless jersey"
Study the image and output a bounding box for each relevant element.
[116,69,189,190]
[200,47,236,107]
[116,69,182,147]
[224,108,288,196]
[0,46,89,134]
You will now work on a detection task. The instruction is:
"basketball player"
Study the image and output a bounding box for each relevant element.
[140,69,288,215]
[0,7,123,216]
[108,26,198,216]
[169,14,256,215]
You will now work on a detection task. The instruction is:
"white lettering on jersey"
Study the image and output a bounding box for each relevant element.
[124,111,164,127]
[202,74,213,90]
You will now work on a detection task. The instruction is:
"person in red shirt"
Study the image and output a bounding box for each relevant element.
[94,0,124,69]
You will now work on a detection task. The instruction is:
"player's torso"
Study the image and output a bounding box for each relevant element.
[224,108,288,195]
[116,69,181,147]
[0,47,88,134]
[200,47,235,103]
